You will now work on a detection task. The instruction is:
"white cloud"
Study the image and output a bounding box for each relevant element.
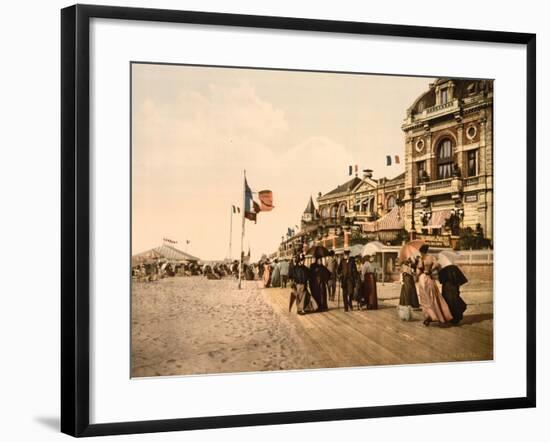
[131,69,425,261]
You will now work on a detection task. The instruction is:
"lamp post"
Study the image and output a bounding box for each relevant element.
[410,187,416,240]
[451,206,465,234]
[419,208,432,227]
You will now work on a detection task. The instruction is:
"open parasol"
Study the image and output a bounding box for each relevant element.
[348,244,363,257]
[361,241,383,257]
[437,250,461,269]
[307,245,330,258]
[399,239,426,262]
[437,251,468,286]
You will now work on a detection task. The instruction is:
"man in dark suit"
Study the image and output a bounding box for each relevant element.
[290,254,310,315]
[337,249,358,312]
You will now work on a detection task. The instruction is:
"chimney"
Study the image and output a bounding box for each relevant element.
[363,169,373,179]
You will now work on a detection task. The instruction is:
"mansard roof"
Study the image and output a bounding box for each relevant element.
[320,176,362,200]
[407,78,493,116]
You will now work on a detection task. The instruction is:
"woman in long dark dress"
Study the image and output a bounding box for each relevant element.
[438,263,468,324]
[360,256,378,310]
[399,259,420,308]
[309,256,330,311]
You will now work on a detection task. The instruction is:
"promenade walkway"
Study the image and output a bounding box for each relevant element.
[262,282,493,368]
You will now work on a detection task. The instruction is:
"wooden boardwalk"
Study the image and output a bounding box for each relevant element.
[263,287,493,369]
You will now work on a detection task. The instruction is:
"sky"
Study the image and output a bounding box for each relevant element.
[132,63,434,261]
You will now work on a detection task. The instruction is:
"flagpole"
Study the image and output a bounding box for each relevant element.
[228,205,233,260]
[238,170,246,289]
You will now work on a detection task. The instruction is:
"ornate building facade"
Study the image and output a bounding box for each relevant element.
[277,77,493,257]
[401,78,493,243]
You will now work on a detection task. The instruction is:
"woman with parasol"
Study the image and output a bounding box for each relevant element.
[401,241,452,326]
[416,244,453,326]
[398,257,420,309]
[438,251,468,324]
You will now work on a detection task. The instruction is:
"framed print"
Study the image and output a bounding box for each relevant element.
[61,4,536,437]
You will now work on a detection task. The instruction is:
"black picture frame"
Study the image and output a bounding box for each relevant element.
[61,4,536,437]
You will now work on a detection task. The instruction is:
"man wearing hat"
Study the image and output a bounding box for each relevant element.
[337,248,358,312]
[290,254,311,315]
[326,250,337,302]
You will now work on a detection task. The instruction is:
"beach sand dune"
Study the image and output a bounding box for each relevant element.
[131,276,319,377]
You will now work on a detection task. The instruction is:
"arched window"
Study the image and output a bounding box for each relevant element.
[338,203,346,217]
[437,139,453,179]
[330,205,338,218]
[321,207,329,218]
[387,195,396,210]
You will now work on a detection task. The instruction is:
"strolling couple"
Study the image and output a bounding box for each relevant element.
[338,249,378,312]
[289,253,330,314]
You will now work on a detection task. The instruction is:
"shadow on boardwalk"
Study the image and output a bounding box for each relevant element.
[263,286,493,369]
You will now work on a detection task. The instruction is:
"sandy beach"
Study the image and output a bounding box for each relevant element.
[131,276,321,377]
[132,275,493,377]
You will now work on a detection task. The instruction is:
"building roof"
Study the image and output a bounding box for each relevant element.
[132,244,200,266]
[320,176,362,200]
[386,172,405,184]
[407,78,493,116]
[303,196,316,214]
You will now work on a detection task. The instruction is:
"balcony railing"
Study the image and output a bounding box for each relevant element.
[425,178,452,191]
[425,99,457,115]
[465,176,480,186]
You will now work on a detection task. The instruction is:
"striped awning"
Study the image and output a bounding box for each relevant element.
[425,209,452,228]
[361,206,404,232]
[362,221,378,232]
[377,206,405,231]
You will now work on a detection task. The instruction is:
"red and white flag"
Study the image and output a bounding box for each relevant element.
[258,190,274,211]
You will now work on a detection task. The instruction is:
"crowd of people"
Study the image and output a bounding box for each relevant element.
[264,244,468,326]
[263,250,380,315]
[133,243,469,327]
[132,261,203,282]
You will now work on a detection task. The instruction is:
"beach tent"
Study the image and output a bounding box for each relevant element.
[132,244,200,267]
[131,249,163,267]
[153,244,200,262]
